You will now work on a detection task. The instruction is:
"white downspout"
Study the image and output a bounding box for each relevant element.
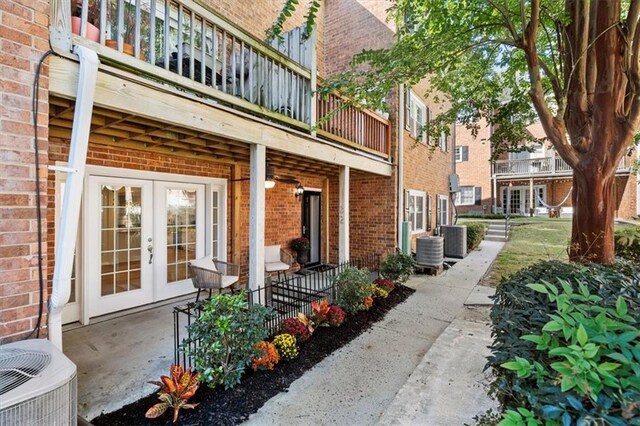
[397,84,405,248]
[49,46,99,350]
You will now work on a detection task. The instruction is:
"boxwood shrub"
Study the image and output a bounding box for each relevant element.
[465,223,487,252]
[487,260,640,424]
[615,225,640,262]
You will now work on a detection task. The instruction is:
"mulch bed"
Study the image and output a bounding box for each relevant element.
[92,284,415,426]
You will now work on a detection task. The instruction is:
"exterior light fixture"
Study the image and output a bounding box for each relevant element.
[265,179,276,189]
[294,184,304,199]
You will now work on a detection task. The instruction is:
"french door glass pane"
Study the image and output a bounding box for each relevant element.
[166,189,197,284]
[100,185,143,296]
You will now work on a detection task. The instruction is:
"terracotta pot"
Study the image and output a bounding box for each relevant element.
[105,39,145,61]
[71,16,100,42]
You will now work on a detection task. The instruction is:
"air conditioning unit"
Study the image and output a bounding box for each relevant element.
[0,339,77,426]
[441,225,468,258]
[415,236,444,268]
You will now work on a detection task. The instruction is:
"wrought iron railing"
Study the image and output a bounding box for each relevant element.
[173,254,380,368]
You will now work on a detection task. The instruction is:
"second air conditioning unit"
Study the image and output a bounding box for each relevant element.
[441,225,468,258]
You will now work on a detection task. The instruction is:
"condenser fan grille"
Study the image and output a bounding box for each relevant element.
[0,349,51,395]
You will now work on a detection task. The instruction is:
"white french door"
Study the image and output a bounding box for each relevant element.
[85,177,207,320]
[86,176,154,318]
[154,182,205,300]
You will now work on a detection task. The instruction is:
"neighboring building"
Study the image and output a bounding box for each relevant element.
[456,122,638,219]
[326,0,454,249]
[1,0,453,347]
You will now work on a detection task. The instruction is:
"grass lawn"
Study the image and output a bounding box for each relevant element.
[480,219,637,287]
[481,221,571,287]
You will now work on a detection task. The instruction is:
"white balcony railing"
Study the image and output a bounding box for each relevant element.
[493,155,632,177]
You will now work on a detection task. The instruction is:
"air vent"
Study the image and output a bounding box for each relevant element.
[0,349,51,395]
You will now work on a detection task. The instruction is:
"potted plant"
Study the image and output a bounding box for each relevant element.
[290,237,310,267]
[71,0,100,42]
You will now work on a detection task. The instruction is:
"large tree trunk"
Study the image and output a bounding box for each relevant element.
[569,166,615,263]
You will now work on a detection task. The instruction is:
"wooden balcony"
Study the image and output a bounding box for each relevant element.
[493,155,632,178]
[52,0,391,160]
[316,92,391,159]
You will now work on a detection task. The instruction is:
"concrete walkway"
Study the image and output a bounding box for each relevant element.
[245,240,503,426]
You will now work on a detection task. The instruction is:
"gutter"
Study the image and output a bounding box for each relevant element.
[48,45,99,350]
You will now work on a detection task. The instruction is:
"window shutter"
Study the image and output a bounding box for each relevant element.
[426,108,431,144]
[426,195,432,231]
[405,89,411,130]
[435,196,441,227]
[474,187,481,205]
[462,146,469,161]
[404,190,410,222]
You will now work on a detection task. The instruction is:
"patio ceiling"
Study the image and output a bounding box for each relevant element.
[48,95,341,179]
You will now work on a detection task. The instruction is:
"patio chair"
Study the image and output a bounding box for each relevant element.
[188,257,239,302]
[264,245,293,283]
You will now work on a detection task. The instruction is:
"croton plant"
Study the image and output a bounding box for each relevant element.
[146,364,199,423]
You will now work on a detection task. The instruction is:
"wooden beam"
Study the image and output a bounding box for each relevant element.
[48,56,393,177]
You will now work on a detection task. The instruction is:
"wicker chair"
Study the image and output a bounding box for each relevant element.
[264,245,293,282]
[188,257,240,302]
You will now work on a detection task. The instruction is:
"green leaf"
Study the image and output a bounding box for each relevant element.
[576,324,588,346]
[598,362,621,372]
[616,297,628,316]
[526,283,548,294]
[542,321,562,332]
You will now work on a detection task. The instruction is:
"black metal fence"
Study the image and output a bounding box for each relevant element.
[174,254,380,367]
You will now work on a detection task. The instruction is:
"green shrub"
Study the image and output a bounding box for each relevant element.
[488,260,640,424]
[380,251,415,283]
[466,223,487,252]
[334,267,375,315]
[183,292,273,389]
[615,225,640,262]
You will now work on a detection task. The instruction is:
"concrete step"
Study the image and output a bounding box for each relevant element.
[485,235,508,242]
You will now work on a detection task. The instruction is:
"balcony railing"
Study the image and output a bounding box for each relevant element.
[59,0,391,159]
[493,155,632,177]
[316,92,391,159]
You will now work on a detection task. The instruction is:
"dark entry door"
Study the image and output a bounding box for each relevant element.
[302,191,321,266]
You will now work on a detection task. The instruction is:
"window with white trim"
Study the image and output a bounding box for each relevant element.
[406,190,426,233]
[455,186,476,206]
[405,89,427,142]
[455,146,469,162]
[436,194,449,227]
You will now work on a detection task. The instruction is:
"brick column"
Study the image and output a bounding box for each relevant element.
[0,0,51,343]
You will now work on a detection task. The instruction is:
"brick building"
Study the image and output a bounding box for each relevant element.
[1,0,453,351]
[456,121,639,219]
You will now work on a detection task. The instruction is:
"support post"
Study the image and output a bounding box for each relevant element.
[249,144,266,291]
[492,177,497,214]
[50,0,73,53]
[529,178,534,216]
[339,166,350,263]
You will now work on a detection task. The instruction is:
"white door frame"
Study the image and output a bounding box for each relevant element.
[154,181,206,301]
[84,176,155,320]
[81,166,227,324]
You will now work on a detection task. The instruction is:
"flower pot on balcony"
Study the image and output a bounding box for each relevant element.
[295,249,309,268]
[71,16,100,42]
[105,40,145,61]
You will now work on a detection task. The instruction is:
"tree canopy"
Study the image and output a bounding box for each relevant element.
[271,0,640,263]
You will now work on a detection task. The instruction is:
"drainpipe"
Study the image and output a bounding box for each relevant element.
[397,84,405,248]
[49,46,99,350]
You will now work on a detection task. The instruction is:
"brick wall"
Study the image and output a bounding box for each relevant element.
[324,0,395,76]
[455,120,493,214]
[0,0,51,343]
